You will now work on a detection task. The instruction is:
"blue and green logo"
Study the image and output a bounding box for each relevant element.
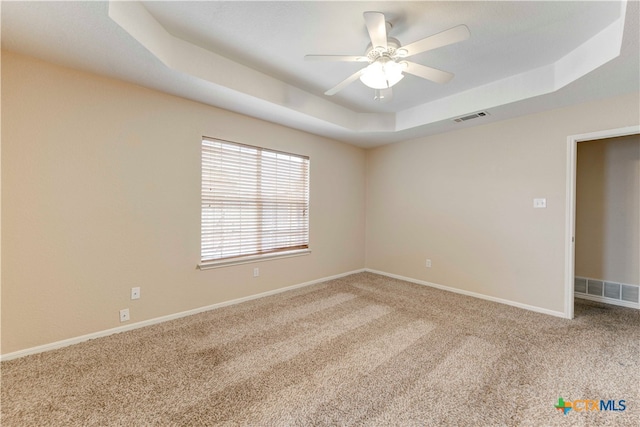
[555,397,626,415]
[555,397,572,415]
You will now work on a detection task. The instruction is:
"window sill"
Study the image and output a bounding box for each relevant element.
[197,249,311,270]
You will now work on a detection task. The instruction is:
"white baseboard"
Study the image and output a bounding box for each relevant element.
[365,268,568,319]
[0,268,366,361]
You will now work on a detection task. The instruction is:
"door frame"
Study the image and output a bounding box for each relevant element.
[565,125,640,319]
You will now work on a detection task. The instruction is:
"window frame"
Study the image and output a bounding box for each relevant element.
[198,137,311,270]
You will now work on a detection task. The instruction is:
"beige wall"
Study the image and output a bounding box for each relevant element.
[366,93,640,313]
[3,49,640,356]
[575,134,639,285]
[1,51,366,355]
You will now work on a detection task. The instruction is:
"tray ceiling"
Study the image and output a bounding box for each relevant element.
[2,1,638,147]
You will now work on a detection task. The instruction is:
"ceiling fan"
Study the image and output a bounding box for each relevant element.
[305,12,470,101]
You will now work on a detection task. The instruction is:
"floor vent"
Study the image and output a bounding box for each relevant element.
[454,111,490,123]
[575,276,639,309]
[622,285,639,303]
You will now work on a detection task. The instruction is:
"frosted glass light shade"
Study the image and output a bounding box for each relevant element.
[360,59,405,89]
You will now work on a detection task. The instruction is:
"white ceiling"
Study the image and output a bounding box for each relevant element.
[2,1,639,148]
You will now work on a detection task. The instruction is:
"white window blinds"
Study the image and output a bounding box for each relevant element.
[201,137,310,264]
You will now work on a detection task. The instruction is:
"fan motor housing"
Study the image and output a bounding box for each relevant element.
[365,38,401,62]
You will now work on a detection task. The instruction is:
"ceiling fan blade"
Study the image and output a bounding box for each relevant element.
[363,11,387,50]
[401,25,470,57]
[305,55,368,62]
[404,61,454,84]
[375,88,393,103]
[325,69,366,96]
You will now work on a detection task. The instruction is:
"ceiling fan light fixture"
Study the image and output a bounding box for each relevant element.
[360,58,405,89]
[307,11,468,97]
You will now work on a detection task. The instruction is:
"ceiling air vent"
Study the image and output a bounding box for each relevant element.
[454,111,490,123]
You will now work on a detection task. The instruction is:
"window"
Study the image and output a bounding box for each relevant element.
[200,137,310,268]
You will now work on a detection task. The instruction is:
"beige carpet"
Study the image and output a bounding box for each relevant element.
[1,272,638,426]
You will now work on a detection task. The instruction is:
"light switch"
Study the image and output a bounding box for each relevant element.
[533,198,547,208]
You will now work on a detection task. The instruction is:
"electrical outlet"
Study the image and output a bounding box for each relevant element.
[131,287,140,300]
[253,267,259,277]
[426,259,432,268]
[119,308,130,322]
[533,198,547,208]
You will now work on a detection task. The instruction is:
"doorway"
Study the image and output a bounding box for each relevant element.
[565,126,640,319]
